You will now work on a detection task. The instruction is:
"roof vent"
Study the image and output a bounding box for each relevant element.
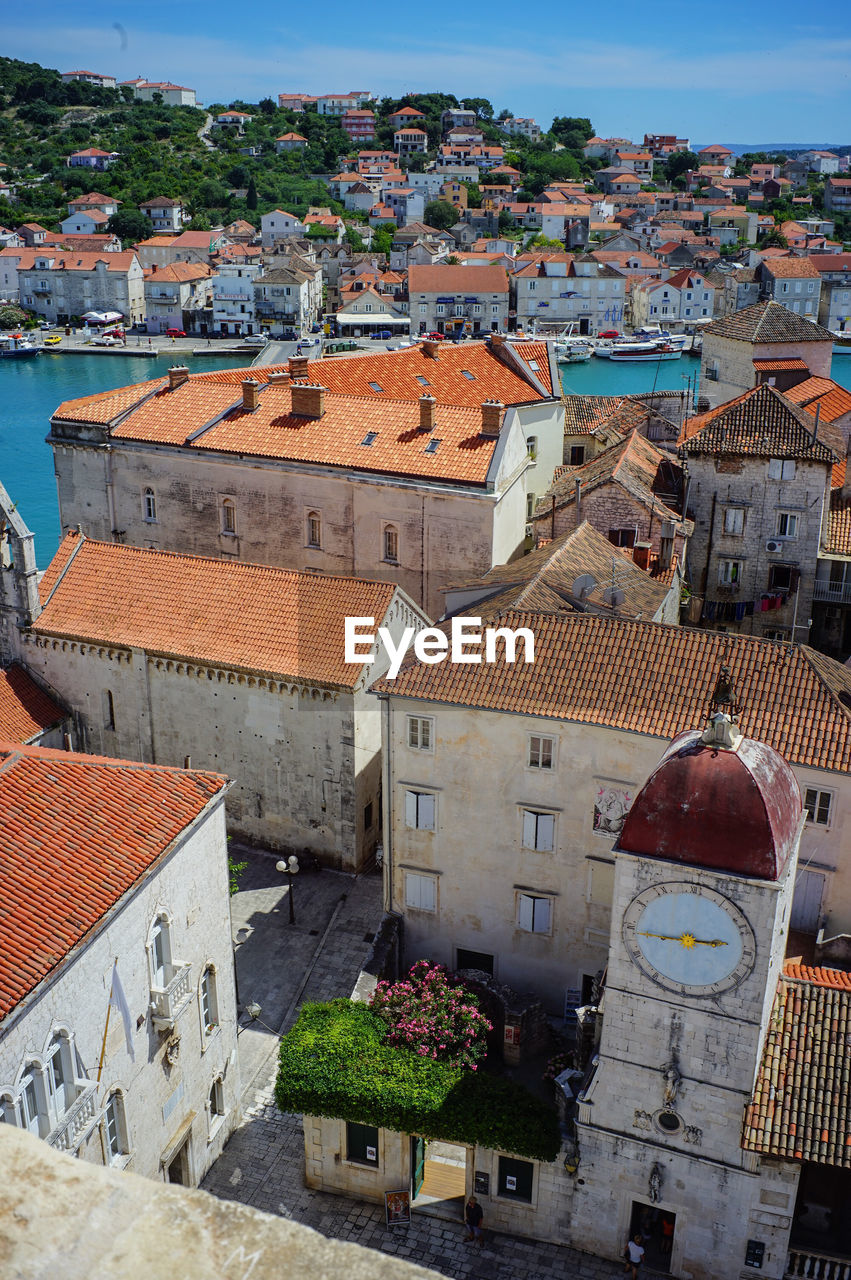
[168,365,190,391]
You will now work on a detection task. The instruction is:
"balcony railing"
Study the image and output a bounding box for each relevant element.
[214,291,253,301]
[787,1248,851,1278]
[813,580,851,605]
[47,1081,99,1153]
[150,961,192,1031]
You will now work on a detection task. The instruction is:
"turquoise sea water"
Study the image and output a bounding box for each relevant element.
[1,349,850,572]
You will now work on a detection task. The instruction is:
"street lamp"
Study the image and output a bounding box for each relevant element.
[276,856,300,924]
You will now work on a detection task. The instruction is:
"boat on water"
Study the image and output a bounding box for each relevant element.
[831,330,851,355]
[608,340,683,362]
[554,338,593,363]
[0,333,41,359]
[634,326,689,351]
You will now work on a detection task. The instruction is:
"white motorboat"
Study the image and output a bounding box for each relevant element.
[831,330,851,355]
[0,333,41,359]
[609,340,683,362]
[554,338,593,363]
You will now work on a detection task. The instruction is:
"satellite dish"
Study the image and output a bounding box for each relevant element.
[603,586,626,609]
[571,574,596,602]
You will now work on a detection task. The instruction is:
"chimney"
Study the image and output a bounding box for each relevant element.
[288,354,310,379]
[574,478,581,523]
[168,365,189,390]
[480,399,504,437]
[421,339,440,359]
[267,370,291,386]
[419,394,436,431]
[488,333,506,351]
[812,402,821,443]
[291,382,326,419]
[241,378,260,411]
[633,541,652,571]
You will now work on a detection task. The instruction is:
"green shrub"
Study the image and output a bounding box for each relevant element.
[274,999,561,1162]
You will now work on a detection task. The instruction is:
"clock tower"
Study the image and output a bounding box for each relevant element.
[570,694,805,1280]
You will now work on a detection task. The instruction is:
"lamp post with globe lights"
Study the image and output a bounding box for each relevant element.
[276,855,300,924]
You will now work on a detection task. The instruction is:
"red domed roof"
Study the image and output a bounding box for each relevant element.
[617,725,802,880]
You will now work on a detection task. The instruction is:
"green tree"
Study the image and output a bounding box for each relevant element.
[463,181,483,209]
[246,176,258,210]
[107,209,152,243]
[424,199,460,230]
[0,304,29,329]
[665,150,699,183]
[463,97,493,120]
[345,225,365,252]
[258,97,276,115]
[759,229,788,249]
[550,116,594,144]
[372,223,395,256]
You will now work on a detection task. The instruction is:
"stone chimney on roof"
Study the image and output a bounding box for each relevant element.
[241,378,260,411]
[266,370,291,385]
[168,365,189,391]
[291,383,326,419]
[419,394,436,431]
[480,399,504,437]
[488,334,506,351]
[288,354,310,379]
[421,340,440,359]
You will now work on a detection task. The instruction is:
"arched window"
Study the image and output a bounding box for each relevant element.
[149,914,172,989]
[221,498,236,535]
[104,1090,130,1163]
[143,488,157,522]
[383,525,399,563]
[200,965,219,1037]
[307,511,321,549]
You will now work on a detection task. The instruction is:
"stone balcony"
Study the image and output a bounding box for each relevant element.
[786,1247,851,1278]
[150,962,193,1032]
[47,1080,99,1153]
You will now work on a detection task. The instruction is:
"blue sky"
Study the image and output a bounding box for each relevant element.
[5,3,851,144]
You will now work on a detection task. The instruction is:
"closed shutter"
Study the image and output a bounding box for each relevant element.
[419,793,435,831]
[522,811,537,848]
[534,897,552,933]
[405,790,417,828]
[537,813,554,851]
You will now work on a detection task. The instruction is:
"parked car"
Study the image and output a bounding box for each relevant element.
[299,336,317,346]
[310,323,321,333]
[166,328,187,338]
[105,328,125,340]
[43,335,62,345]
[372,329,392,340]
[91,335,120,346]
[598,330,620,339]
[424,331,445,340]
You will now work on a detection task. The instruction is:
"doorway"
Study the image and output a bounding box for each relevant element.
[166,1136,191,1186]
[629,1200,675,1273]
[411,1138,467,1217]
[456,949,494,976]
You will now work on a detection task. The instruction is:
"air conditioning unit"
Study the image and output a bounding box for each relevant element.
[766,539,783,553]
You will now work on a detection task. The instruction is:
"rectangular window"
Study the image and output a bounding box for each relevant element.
[776,511,799,538]
[383,526,399,562]
[804,787,832,826]
[724,507,745,536]
[405,871,437,912]
[768,563,796,592]
[517,893,552,933]
[307,512,321,548]
[526,436,538,461]
[346,1121,379,1165]
[718,559,742,585]
[609,527,637,548]
[528,735,554,770]
[407,716,433,751]
[522,810,555,851]
[768,458,796,480]
[104,1092,128,1161]
[405,790,435,831]
[498,1156,534,1202]
[569,445,585,466]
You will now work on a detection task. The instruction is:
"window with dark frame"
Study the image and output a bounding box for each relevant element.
[346,1121,379,1165]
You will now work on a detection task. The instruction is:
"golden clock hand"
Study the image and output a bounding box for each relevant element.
[638,931,728,949]
[638,931,682,941]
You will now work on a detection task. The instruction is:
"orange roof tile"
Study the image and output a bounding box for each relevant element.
[680,384,838,464]
[0,742,227,1021]
[408,264,509,294]
[784,375,851,424]
[744,972,851,1167]
[824,496,851,555]
[372,612,851,775]
[0,666,66,743]
[35,535,399,688]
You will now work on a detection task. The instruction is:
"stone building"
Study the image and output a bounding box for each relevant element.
[0,740,239,1188]
[532,430,692,578]
[407,263,509,336]
[679,383,839,642]
[699,300,834,408]
[16,249,145,326]
[0,524,425,872]
[47,340,563,620]
[371,615,851,1000]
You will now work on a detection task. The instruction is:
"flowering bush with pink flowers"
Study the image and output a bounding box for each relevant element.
[369,960,492,1070]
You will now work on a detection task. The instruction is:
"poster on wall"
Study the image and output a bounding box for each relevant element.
[385,1190,411,1227]
[593,784,633,837]
[474,1171,490,1196]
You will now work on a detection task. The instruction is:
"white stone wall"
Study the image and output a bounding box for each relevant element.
[699,334,833,406]
[0,796,240,1186]
[380,698,849,997]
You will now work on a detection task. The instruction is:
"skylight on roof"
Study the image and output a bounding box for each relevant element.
[368,382,384,392]
[415,376,431,386]
[528,360,540,371]
[424,438,442,454]
[361,431,378,446]
[461,370,476,380]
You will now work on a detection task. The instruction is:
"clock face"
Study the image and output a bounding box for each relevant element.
[622,883,756,996]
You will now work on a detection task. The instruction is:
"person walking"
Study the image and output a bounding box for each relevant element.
[624,1233,645,1279]
[464,1195,484,1246]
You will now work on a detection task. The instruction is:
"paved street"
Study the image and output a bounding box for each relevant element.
[201,848,621,1280]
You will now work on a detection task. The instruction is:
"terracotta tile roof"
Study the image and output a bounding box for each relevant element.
[824,495,851,555]
[705,299,833,344]
[743,972,851,1167]
[563,394,660,438]
[680,384,839,464]
[444,521,671,622]
[372,611,851,775]
[0,666,66,743]
[144,261,212,282]
[761,257,821,280]
[52,376,165,424]
[35,534,399,689]
[0,742,227,1021]
[752,357,809,371]
[18,250,138,274]
[782,963,851,990]
[784,376,851,424]
[541,431,688,529]
[408,264,509,294]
